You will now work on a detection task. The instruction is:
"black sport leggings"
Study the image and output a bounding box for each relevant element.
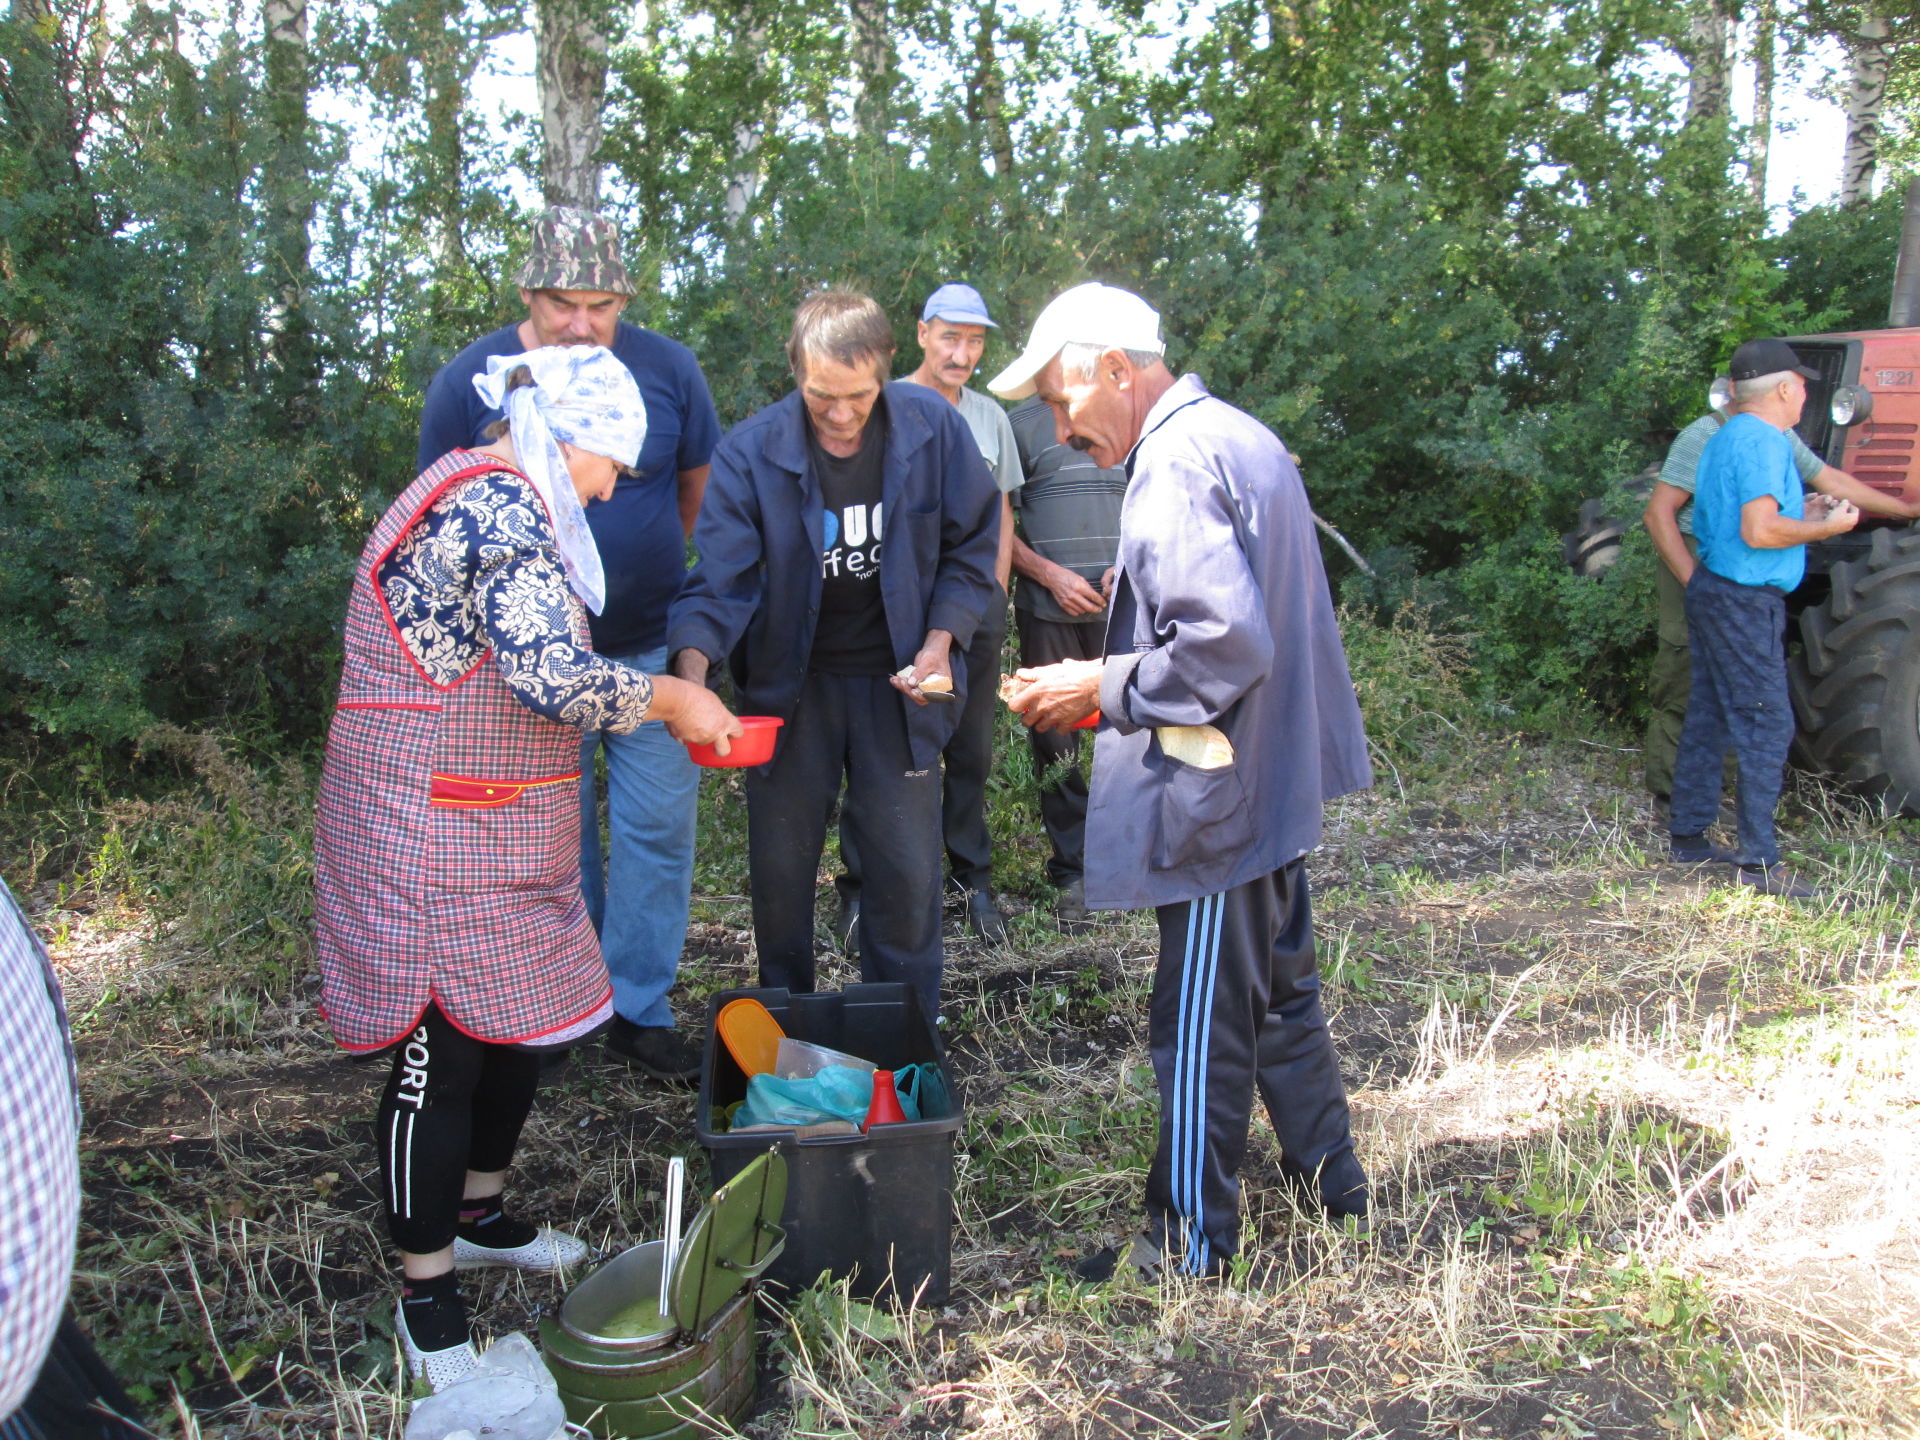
[375,1004,542,1255]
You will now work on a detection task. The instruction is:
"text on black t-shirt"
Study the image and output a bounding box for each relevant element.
[808,407,894,675]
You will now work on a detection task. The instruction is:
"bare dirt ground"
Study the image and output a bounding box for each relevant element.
[31,754,1920,1439]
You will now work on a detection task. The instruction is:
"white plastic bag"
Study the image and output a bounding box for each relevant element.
[404,1333,567,1440]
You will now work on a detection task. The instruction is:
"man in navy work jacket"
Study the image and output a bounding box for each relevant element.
[417,206,722,1083]
[995,283,1374,1277]
[1670,337,1860,901]
[667,290,1001,1017]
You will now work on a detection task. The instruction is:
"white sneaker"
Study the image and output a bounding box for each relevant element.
[394,1299,480,1392]
[451,1225,589,1272]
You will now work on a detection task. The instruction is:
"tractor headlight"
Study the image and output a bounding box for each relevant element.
[1832,383,1874,426]
[1708,376,1733,413]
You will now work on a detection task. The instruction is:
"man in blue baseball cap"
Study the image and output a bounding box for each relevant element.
[836,283,1025,947]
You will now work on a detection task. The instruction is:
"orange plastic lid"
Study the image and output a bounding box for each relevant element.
[715,998,785,1077]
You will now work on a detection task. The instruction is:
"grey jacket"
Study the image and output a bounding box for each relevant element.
[1086,375,1372,910]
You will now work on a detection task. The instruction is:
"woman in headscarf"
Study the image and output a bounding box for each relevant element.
[313,346,741,1389]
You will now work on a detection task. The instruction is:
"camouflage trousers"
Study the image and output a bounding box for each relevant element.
[1644,538,1737,798]
[1644,545,1695,798]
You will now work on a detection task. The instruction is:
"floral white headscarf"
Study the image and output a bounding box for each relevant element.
[472,345,648,615]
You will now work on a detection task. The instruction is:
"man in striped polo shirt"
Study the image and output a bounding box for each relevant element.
[1007,395,1128,929]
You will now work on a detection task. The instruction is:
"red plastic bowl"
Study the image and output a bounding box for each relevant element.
[1073,709,1101,730]
[687,715,783,768]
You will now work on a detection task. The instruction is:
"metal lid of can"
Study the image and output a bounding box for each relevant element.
[555,1240,679,1353]
[669,1150,788,1337]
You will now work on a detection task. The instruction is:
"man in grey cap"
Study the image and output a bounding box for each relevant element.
[996,282,1373,1276]
[418,205,722,1082]
[837,283,1023,945]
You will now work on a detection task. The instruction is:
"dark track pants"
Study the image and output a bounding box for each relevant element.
[748,671,943,1016]
[936,588,1007,894]
[3,1314,151,1439]
[1015,609,1105,885]
[375,1004,541,1254]
[1670,567,1795,868]
[839,587,1008,899]
[1148,860,1361,1273]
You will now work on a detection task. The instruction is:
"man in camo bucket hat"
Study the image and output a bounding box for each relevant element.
[419,205,724,1085]
[515,205,634,295]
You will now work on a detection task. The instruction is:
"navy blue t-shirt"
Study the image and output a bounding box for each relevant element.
[417,320,722,655]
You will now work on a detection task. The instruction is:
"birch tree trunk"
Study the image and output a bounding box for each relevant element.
[418,0,469,272]
[1840,11,1891,207]
[535,0,610,210]
[1749,0,1774,208]
[263,0,315,410]
[969,2,1014,181]
[850,0,892,139]
[723,20,768,227]
[1683,0,1734,123]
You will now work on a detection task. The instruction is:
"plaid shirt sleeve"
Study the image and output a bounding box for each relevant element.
[0,877,80,1420]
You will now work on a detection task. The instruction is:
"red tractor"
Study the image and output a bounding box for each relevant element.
[1565,184,1920,812]
[1564,330,1920,811]
[1566,332,1920,817]
[1779,327,1920,811]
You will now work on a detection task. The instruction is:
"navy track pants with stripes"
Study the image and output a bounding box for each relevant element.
[1148,859,1363,1273]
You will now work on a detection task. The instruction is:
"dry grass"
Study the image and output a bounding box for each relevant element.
[17,736,1920,1439]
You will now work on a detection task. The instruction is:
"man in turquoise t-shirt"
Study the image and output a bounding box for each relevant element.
[1669,339,1861,898]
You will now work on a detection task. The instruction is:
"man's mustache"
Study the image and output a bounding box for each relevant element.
[1067,435,1095,452]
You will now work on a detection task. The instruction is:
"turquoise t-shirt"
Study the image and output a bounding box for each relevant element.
[1695,413,1805,591]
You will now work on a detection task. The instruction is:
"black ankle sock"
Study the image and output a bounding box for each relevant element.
[456,1195,537,1250]
[399,1270,469,1352]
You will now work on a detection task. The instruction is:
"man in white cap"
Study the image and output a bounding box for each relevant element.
[995,283,1374,1276]
[837,283,1023,946]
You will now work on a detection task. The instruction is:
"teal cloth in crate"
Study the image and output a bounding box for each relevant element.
[734,1066,924,1129]
[896,1063,947,1120]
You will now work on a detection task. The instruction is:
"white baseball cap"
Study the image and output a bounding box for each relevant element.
[986,283,1165,400]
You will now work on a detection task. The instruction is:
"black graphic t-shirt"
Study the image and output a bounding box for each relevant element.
[808,405,893,675]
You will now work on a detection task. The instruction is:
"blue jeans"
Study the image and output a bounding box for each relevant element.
[579,646,700,1030]
[1670,568,1795,868]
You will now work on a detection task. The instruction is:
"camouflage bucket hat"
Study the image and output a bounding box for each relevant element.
[516,205,634,296]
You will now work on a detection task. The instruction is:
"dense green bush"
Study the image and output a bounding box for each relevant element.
[0,1,1907,750]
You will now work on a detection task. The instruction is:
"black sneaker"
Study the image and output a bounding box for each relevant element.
[604,1019,701,1083]
[1735,862,1820,900]
[964,890,1010,945]
[1283,1149,1371,1233]
[1669,834,1736,865]
[1074,1232,1165,1283]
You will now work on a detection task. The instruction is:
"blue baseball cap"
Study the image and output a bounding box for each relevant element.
[921,282,998,329]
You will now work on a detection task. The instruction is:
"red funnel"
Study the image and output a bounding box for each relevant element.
[864,1069,907,1130]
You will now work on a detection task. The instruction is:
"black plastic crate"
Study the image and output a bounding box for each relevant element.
[695,983,961,1306]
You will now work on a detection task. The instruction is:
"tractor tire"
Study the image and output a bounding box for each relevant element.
[1562,497,1631,576]
[1561,463,1659,577]
[1788,526,1920,814]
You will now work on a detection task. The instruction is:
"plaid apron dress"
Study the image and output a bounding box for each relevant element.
[313,452,613,1051]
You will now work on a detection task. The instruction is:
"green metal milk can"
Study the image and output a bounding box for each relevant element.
[540,1151,786,1438]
